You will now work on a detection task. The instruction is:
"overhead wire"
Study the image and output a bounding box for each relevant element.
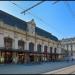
[52,1,59,5]
[21,1,45,14]
[9,1,63,38]
[64,1,75,19]
[10,1,24,10]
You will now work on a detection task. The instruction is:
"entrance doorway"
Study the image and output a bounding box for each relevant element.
[29,55,34,62]
[38,56,41,62]
[4,52,12,64]
[18,53,25,64]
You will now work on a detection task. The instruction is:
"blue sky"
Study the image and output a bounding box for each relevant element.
[0,1,75,40]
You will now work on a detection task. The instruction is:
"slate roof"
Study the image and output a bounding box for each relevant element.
[35,27,58,41]
[0,10,58,41]
[0,10,27,31]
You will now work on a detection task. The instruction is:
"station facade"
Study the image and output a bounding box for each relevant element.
[61,38,75,60]
[0,10,63,64]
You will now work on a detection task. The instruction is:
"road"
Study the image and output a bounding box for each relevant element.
[0,61,75,74]
[44,64,75,74]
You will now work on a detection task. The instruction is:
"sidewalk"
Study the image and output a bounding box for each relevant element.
[44,65,75,74]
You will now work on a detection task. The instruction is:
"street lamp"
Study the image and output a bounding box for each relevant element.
[71,41,73,61]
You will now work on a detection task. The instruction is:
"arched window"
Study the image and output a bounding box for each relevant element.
[44,46,47,53]
[4,37,12,49]
[18,40,24,50]
[29,42,34,52]
[50,47,52,53]
[54,48,57,53]
[37,44,41,52]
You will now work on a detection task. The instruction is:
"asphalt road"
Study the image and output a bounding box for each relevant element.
[0,61,75,74]
[44,64,75,74]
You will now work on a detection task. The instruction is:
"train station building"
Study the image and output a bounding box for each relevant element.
[0,10,63,64]
[61,38,75,60]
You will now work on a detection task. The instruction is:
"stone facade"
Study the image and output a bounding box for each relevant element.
[0,10,63,64]
[61,38,75,60]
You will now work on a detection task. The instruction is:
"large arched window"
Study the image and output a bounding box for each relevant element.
[29,42,34,52]
[44,46,47,53]
[37,44,41,52]
[50,47,52,53]
[18,40,24,50]
[54,48,57,53]
[4,37,13,49]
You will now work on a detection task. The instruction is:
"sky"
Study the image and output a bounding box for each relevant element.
[0,1,75,40]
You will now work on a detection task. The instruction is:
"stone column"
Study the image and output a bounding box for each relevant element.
[0,34,4,48]
[12,52,18,64]
[14,38,18,49]
[66,44,69,58]
[71,44,73,55]
[41,45,44,61]
[58,44,62,60]
[26,41,29,50]
[47,46,50,53]
[72,44,75,59]
[52,47,54,53]
[42,45,44,52]
[34,43,37,51]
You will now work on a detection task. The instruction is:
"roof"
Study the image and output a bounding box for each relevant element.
[0,10,27,31]
[0,10,58,41]
[35,27,58,41]
[62,37,75,41]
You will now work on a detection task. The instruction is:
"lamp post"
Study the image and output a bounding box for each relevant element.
[66,44,69,62]
[71,41,73,61]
